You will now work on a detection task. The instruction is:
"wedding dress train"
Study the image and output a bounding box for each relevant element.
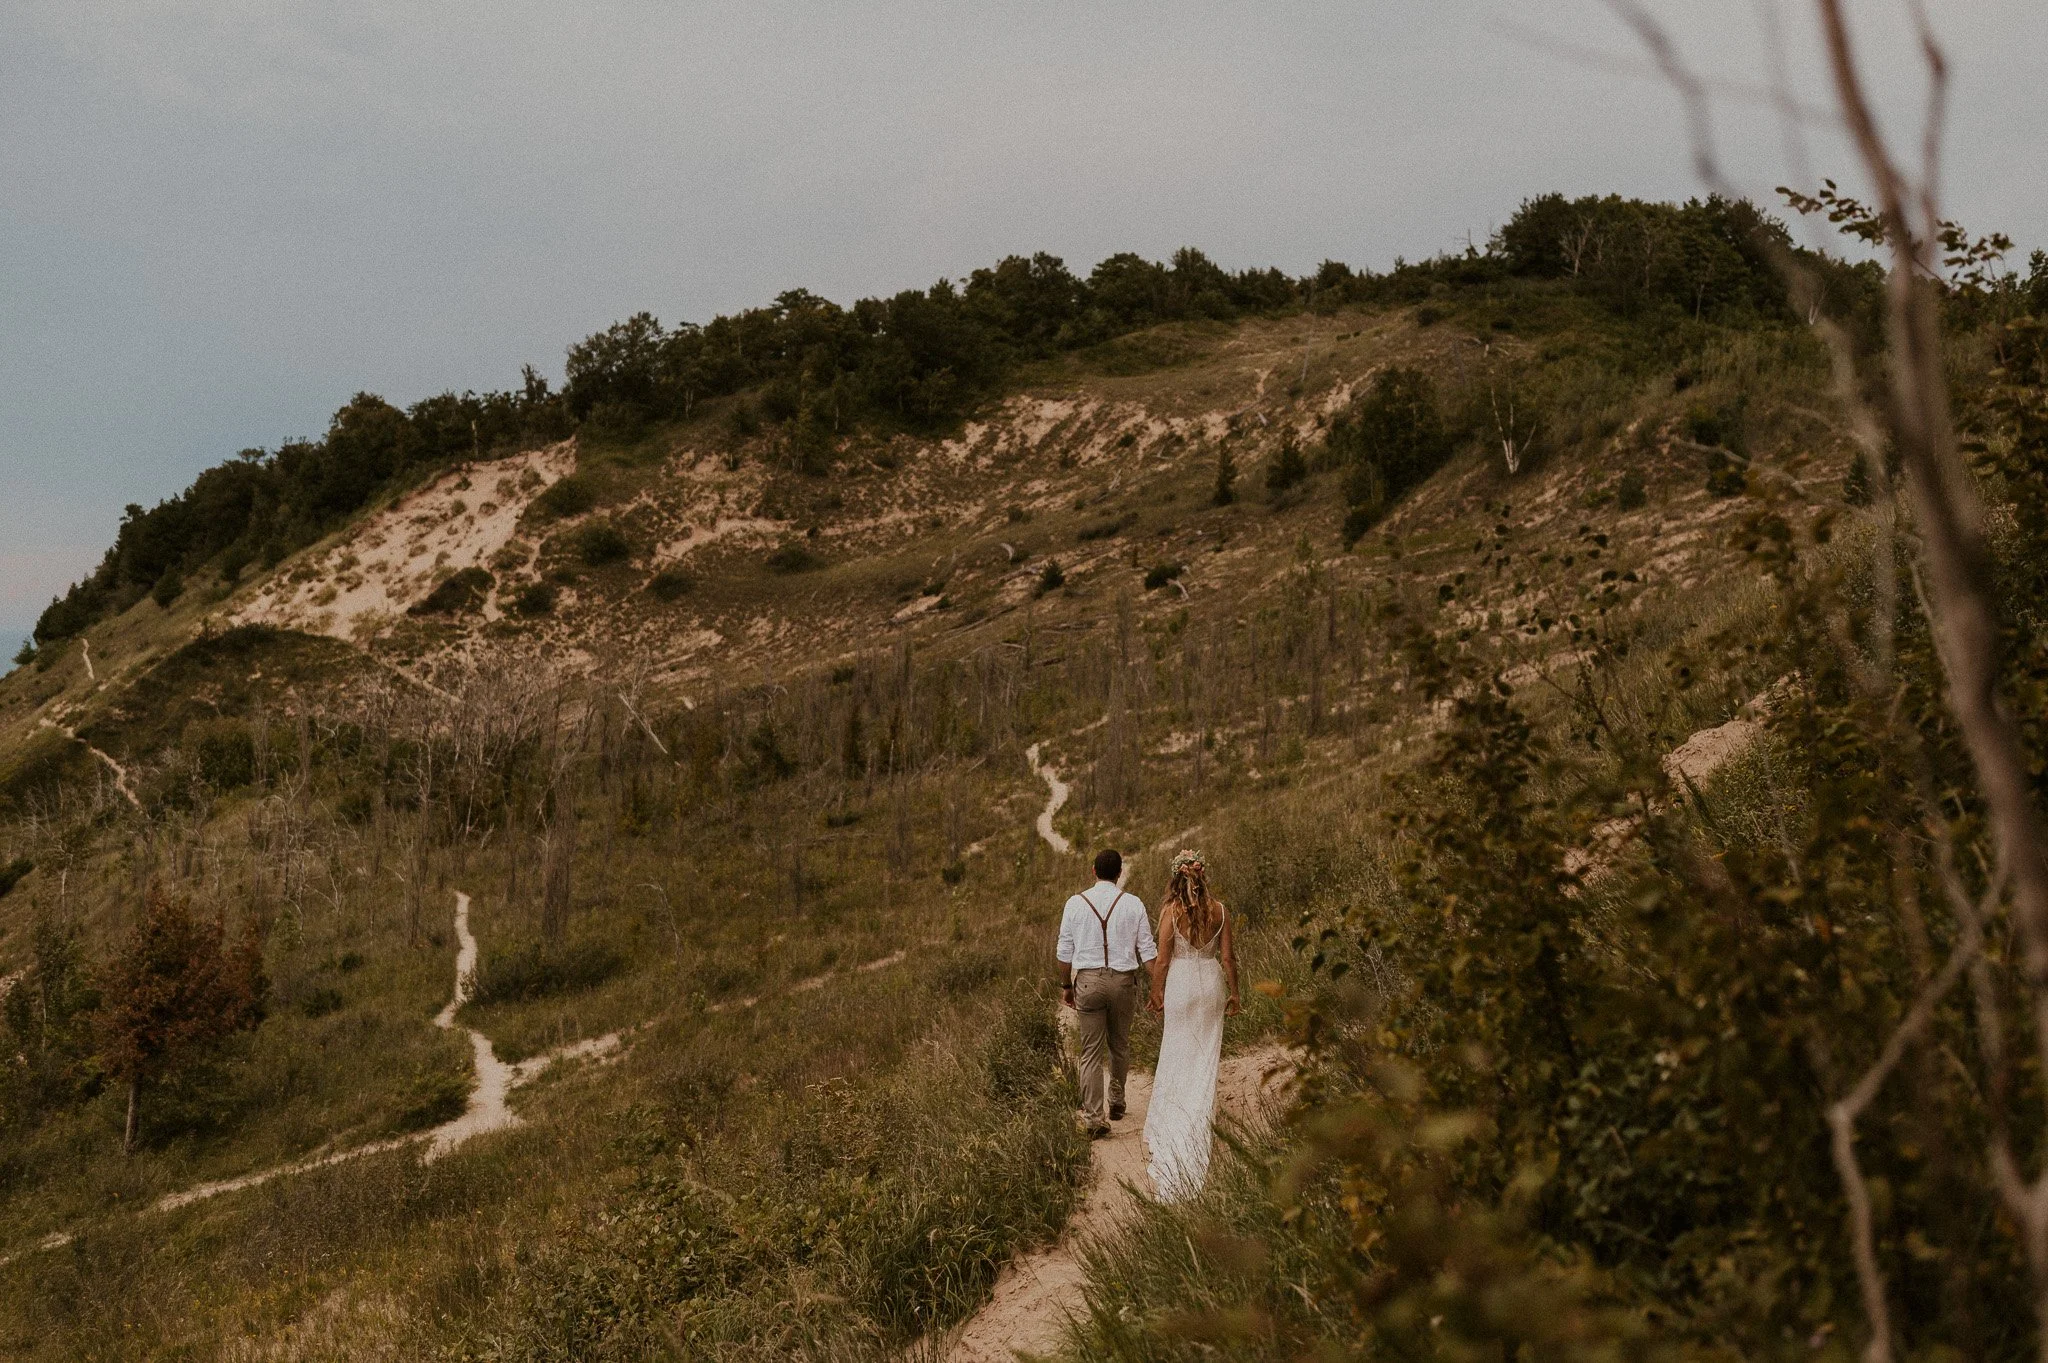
[1144,914,1227,1202]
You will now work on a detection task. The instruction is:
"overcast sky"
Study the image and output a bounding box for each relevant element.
[3,1,2043,636]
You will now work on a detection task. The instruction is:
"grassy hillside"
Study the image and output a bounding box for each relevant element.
[3,202,2042,1358]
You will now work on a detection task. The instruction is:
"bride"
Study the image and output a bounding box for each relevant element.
[1144,850,1239,1201]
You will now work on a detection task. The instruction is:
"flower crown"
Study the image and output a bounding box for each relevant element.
[1170,849,1205,873]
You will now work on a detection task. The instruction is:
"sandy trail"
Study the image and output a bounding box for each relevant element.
[941,745,1292,1359]
[1026,742,1072,856]
[943,1045,1292,1362]
[37,717,138,810]
[2,891,620,1262]
[424,891,525,1159]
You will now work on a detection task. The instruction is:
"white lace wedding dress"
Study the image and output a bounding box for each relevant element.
[1145,912,1227,1202]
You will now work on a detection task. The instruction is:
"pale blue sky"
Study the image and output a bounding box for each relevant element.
[3,1,2042,635]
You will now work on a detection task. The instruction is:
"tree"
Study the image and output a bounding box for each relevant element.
[1,912,100,1127]
[93,887,266,1154]
[1211,446,1238,506]
[1264,428,1307,492]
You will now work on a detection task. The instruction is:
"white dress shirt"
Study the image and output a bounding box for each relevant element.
[1057,880,1158,972]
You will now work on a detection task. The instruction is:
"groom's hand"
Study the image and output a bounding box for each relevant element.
[1060,984,1075,1009]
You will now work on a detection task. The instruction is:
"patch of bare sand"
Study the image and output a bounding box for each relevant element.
[231,442,574,644]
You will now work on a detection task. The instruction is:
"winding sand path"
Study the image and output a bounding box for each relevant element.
[0,891,619,1262]
[1026,742,1073,856]
[37,717,139,810]
[943,1046,1292,1362]
[940,744,1294,1360]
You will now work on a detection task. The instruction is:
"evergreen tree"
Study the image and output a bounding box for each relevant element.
[1212,446,1237,506]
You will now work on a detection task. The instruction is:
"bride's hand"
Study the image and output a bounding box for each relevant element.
[1225,994,1241,1016]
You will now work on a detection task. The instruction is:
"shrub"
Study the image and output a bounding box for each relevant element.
[0,856,31,897]
[1340,503,1379,549]
[513,581,557,616]
[11,639,34,667]
[1704,448,1748,497]
[537,473,598,518]
[646,566,695,601]
[1076,513,1133,542]
[408,566,493,616]
[185,719,256,789]
[1265,429,1308,492]
[765,543,825,574]
[1143,562,1184,590]
[1037,559,1066,595]
[1212,447,1237,505]
[1616,468,1648,509]
[573,522,632,566]
[388,1062,469,1133]
[298,987,344,1019]
[151,570,184,609]
[933,948,1002,995]
[468,940,625,1007]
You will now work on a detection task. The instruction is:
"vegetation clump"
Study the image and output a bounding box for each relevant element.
[1328,366,1456,544]
[765,542,825,574]
[1263,428,1308,493]
[512,581,557,616]
[408,567,493,616]
[571,522,631,566]
[645,566,695,601]
[91,887,266,1154]
[468,940,625,1007]
[536,472,598,519]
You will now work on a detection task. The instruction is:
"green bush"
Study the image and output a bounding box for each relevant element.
[1037,559,1066,595]
[1211,447,1237,506]
[468,940,626,1007]
[1327,366,1453,534]
[0,856,30,898]
[185,719,256,789]
[572,522,631,566]
[646,566,695,601]
[512,582,557,616]
[1264,428,1307,492]
[408,566,493,616]
[297,987,344,1019]
[537,473,598,518]
[1142,562,1184,590]
[1616,467,1648,509]
[388,1062,469,1134]
[765,542,825,574]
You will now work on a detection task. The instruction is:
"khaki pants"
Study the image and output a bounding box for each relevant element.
[1073,967,1139,1123]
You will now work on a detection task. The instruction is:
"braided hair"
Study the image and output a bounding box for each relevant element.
[1165,851,1219,947]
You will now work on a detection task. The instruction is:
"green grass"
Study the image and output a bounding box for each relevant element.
[0,287,1887,1357]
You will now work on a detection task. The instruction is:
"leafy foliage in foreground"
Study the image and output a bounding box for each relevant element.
[1066,309,2048,1360]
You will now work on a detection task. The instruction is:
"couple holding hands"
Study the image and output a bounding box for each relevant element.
[1056,847,1238,1201]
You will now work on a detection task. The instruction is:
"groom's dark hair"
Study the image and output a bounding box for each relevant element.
[1094,848,1122,882]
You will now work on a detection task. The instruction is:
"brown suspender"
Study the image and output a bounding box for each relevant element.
[1086,889,1127,969]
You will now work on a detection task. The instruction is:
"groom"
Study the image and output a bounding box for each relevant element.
[1057,848,1157,1138]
